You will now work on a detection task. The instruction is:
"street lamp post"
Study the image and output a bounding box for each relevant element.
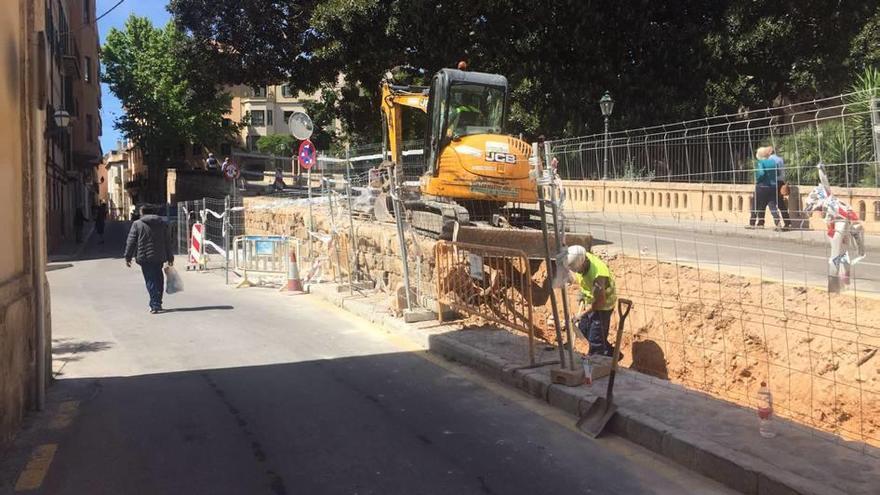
[599,91,614,180]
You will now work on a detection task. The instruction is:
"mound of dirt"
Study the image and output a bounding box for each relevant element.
[523,251,879,448]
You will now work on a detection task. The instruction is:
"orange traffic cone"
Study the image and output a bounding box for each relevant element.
[284,249,305,293]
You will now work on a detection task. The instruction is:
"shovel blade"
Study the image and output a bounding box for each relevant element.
[576,398,617,438]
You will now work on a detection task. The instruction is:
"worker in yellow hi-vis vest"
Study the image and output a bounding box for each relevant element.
[564,245,619,358]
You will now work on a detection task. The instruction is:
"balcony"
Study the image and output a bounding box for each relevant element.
[61,35,81,78]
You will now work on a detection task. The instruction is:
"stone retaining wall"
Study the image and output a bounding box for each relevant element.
[243,197,438,309]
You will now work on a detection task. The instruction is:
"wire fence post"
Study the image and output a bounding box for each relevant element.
[871,97,879,187]
[392,165,413,311]
[177,201,184,255]
[546,146,577,370]
[224,194,230,285]
[307,168,314,262]
[345,146,359,296]
[535,143,567,368]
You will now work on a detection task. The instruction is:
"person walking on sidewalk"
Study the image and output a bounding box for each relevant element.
[124,205,174,314]
[94,202,107,244]
[205,152,219,171]
[564,245,619,358]
[74,207,86,243]
[747,146,784,230]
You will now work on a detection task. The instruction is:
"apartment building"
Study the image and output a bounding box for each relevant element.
[228,84,319,151]
[2,0,53,448]
[103,144,133,220]
[45,0,102,251]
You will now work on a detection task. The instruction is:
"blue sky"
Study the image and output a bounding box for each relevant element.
[98,0,171,153]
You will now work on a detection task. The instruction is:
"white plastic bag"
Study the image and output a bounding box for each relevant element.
[164,265,184,294]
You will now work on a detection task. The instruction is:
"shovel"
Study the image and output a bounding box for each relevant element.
[576,298,633,438]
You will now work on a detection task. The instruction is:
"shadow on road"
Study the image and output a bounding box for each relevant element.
[52,338,114,355]
[47,263,74,272]
[162,305,235,313]
[11,351,679,495]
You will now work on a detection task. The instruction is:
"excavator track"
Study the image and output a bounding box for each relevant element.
[407,200,470,239]
[362,193,591,258]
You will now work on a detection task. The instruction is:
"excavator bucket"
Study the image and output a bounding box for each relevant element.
[452,226,591,259]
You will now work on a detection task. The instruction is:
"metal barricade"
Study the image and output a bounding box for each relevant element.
[435,241,540,365]
[232,235,291,288]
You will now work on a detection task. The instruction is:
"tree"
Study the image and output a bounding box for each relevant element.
[102,15,238,200]
[256,134,296,156]
[849,6,880,74]
[702,0,877,114]
[169,0,880,146]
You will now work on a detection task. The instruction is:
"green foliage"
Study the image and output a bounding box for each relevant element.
[168,0,880,147]
[849,6,880,73]
[256,134,296,156]
[775,120,874,187]
[101,15,238,169]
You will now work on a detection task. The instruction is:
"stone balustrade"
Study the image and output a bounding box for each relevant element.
[560,180,880,232]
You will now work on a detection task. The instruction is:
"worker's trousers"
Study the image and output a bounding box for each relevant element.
[578,310,613,356]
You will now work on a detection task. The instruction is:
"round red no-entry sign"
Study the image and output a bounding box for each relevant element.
[298,139,317,171]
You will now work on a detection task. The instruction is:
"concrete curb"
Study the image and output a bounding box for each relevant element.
[427,333,849,495]
[303,282,851,495]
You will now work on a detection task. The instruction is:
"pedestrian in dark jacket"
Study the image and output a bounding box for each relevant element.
[74,207,85,243]
[125,205,174,313]
[94,202,107,243]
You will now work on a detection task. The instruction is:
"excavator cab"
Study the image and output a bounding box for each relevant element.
[424,69,509,176]
[376,66,547,245]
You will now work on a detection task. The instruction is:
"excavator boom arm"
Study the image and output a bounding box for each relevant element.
[381,82,428,166]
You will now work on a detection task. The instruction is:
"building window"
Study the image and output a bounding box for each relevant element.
[84,56,92,83]
[249,110,266,127]
[267,110,273,126]
[86,114,93,142]
[83,0,90,22]
[252,86,266,98]
[222,117,231,127]
[281,84,293,98]
[283,111,294,126]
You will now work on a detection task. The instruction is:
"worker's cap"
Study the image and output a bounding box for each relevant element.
[564,245,588,272]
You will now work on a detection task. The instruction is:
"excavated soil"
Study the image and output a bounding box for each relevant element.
[516,249,880,448]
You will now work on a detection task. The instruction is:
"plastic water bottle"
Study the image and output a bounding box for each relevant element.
[756,381,776,438]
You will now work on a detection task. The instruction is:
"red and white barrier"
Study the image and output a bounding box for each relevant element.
[188,222,207,270]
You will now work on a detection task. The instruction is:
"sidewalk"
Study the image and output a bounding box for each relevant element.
[300,281,879,495]
[48,225,94,263]
[567,211,880,250]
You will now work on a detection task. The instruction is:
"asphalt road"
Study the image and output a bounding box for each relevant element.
[0,221,735,495]
[568,213,880,295]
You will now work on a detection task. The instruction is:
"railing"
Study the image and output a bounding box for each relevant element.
[232,235,291,288]
[546,90,879,187]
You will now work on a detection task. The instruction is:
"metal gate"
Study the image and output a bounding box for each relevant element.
[435,241,539,364]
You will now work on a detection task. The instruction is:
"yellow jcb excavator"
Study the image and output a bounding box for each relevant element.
[372,66,570,255]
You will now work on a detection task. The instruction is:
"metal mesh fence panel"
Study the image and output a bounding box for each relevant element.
[540,90,880,456]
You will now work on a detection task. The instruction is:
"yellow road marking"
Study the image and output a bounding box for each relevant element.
[14,444,58,491]
[48,401,80,430]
